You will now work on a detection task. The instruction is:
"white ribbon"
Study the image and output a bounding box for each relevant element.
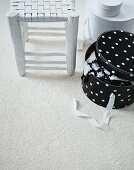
[73,93,115,130]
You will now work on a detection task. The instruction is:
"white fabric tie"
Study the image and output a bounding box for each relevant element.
[73,93,115,130]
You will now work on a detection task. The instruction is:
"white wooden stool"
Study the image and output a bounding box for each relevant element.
[7,0,79,76]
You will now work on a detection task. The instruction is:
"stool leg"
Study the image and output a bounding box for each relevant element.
[66,14,79,76]
[7,12,25,76]
[21,22,29,42]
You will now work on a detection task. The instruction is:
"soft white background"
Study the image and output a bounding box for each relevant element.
[0,0,134,170]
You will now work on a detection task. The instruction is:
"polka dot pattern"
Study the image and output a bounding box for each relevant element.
[82,74,134,109]
[96,30,134,80]
[81,31,134,109]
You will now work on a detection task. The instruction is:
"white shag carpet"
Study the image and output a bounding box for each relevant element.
[0,1,134,170]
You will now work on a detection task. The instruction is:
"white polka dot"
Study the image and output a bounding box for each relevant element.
[91,91,93,94]
[102,36,105,38]
[90,83,92,86]
[103,42,106,44]
[119,39,122,41]
[114,31,117,34]
[131,56,134,59]
[106,51,109,54]
[117,65,120,68]
[111,46,114,49]
[99,49,102,52]
[132,41,134,44]
[118,94,121,97]
[128,99,131,101]
[86,85,88,88]
[126,58,129,61]
[128,95,131,97]
[115,43,118,45]
[130,34,132,36]
[115,54,118,57]
[108,37,111,39]
[85,93,87,96]
[127,89,130,91]
[106,84,109,87]
[130,68,133,72]
[125,37,128,40]
[121,99,124,102]
[98,53,101,56]
[95,93,98,96]
[112,71,115,74]
[96,82,99,85]
[100,91,103,94]
[128,45,131,47]
[114,89,117,92]
[130,74,133,77]
[102,100,105,102]
[108,60,111,62]
[93,99,95,102]
[122,63,125,65]
[121,30,124,32]
[124,50,127,53]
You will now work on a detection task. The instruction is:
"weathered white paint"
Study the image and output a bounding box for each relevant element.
[8,0,79,76]
[28,31,65,37]
[25,51,66,57]
[21,22,29,42]
[66,13,79,76]
[29,26,65,31]
[7,12,25,76]
[26,60,66,65]
[26,66,67,70]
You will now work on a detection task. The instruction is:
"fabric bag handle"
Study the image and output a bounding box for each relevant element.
[85,42,96,60]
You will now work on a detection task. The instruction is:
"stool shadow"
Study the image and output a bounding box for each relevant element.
[25,71,82,82]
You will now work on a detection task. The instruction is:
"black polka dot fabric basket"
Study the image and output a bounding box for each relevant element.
[82,30,134,109]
